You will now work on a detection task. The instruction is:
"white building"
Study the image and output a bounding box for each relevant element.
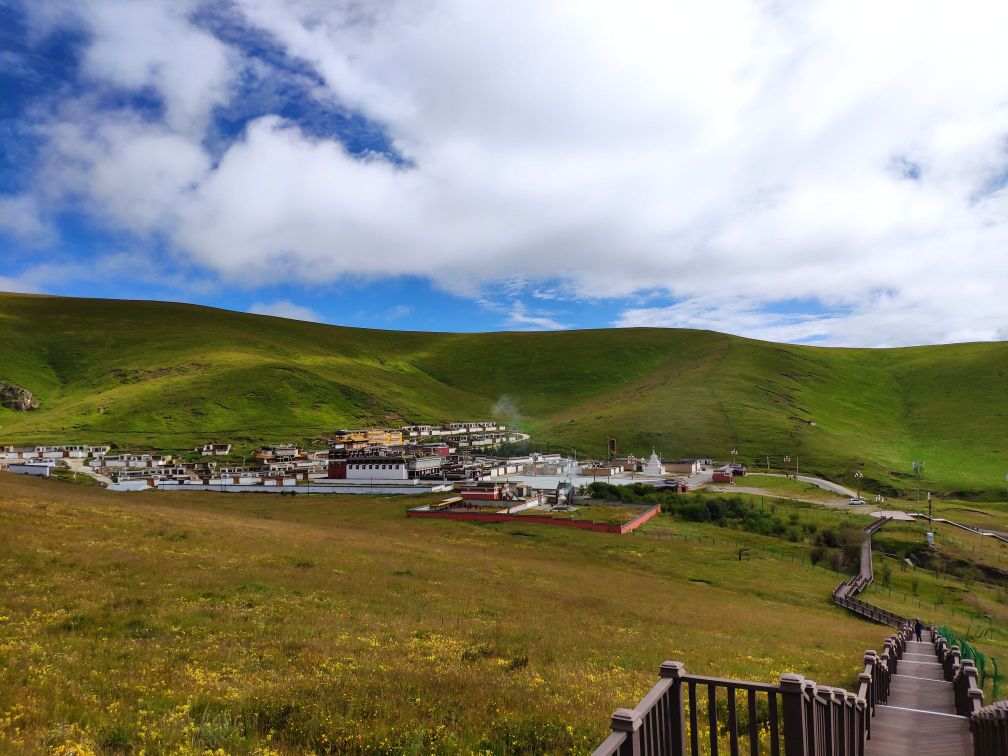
[7,460,54,477]
[345,459,409,480]
[642,449,665,476]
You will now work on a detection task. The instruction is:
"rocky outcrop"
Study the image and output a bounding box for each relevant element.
[0,381,38,411]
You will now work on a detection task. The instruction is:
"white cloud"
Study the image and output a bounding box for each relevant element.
[12,0,1008,344]
[0,275,43,295]
[78,0,235,135]
[248,299,321,322]
[0,194,53,245]
[384,304,412,320]
[37,111,211,233]
[501,301,567,331]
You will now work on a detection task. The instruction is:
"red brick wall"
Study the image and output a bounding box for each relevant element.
[407,504,660,535]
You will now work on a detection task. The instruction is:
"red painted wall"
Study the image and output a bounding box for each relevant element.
[407,503,660,535]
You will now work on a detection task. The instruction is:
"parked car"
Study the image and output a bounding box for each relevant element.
[849,497,866,505]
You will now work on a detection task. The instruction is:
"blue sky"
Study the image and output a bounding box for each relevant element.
[2,0,1007,345]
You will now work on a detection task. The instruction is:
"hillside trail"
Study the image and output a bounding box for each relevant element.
[854,517,973,755]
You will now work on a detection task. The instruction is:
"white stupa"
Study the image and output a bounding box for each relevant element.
[642,448,664,476]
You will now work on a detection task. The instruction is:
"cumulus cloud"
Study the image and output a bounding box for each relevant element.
[502,301,568,331]
[7,0,1008,343]
[248,299,321,322]
[0,195,53,245]
[74,0,235,134]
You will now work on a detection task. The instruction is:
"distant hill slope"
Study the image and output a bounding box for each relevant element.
[1,293,1006,498]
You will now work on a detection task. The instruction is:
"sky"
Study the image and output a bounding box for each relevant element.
[1,0,1007,345]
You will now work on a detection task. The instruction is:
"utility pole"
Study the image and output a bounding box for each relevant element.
[912,460,924,513]
[927,491,934,546]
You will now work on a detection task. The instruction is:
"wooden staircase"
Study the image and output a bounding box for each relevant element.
[866,630,972,755]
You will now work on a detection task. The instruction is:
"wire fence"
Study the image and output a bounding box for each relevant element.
[939,624,1001,700]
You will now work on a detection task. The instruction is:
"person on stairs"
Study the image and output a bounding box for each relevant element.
[914,617,923,642]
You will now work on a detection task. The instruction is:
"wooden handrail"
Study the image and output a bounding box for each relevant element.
[970,700,1008,755]
[594,517,1001,754]
[593,516,925,755]
[592,627,911,756]
[931,625,1008,754]
[831,517,912,628]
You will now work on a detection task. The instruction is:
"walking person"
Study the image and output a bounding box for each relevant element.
[914,617,923,643]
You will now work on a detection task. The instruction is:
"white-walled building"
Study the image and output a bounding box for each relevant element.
[642,449,665,476]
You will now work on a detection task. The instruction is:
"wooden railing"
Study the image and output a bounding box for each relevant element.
[594,517,919,755]
[832,581,908,627]
[970,700,1008,755]
[593,627,910,756]
[831,517,910,628]
[931,627,1002,754]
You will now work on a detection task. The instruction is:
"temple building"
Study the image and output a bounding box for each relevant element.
[642,449,665,476]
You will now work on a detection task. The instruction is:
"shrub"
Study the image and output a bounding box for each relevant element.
[816,528,839,548]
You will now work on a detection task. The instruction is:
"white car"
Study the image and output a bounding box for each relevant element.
[849,497,866,505]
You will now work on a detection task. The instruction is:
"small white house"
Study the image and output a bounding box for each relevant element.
[345,459,409,480]
[7,461,53,477]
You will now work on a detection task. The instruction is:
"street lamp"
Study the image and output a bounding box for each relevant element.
[854,470,864,501]
[784,455,791,479]
[731,448,738,465]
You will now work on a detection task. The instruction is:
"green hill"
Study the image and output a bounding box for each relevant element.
[1,292,1006,498]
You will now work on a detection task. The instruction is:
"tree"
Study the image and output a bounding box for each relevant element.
[810,545,826,567]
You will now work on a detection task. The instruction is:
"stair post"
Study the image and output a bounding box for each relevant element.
[609,709,641,756]
[659,661,686,756]
[779,673,807,756]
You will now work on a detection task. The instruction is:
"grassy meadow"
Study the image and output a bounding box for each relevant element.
[0,473,903,755]
[2,293,1008,497]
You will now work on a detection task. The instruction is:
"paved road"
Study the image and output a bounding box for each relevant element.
[767,471,859,498]
[695,470,873,511]
[65,458,112,485]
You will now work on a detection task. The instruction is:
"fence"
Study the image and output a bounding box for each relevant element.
[829,517,910,627]
[406,502,660,534]
[932,627,1007,755]
[592,627,909,756]
[937,624,1000,699]
[593,515,1007,754]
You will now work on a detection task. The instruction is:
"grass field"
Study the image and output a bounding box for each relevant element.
[2,293,1008,498]
[0,473,905,755]
[513,503,649,523]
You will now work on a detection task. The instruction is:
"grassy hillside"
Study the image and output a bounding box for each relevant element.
[0,474,893,754]
[1,293,1007,497]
